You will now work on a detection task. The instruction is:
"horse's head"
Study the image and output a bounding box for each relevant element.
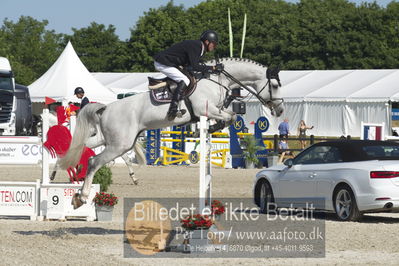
[207,58,284,117]
[263,66,284,117]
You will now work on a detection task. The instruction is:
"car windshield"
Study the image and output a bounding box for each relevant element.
[362,145,399,160]
[0,75,13,91]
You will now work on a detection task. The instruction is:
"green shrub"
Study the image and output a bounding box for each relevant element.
[242,135,264,165]
[93,166,113,192]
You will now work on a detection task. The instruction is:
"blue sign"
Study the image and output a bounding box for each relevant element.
[392,108,399,120]
[146,129,160,165]
[255,117,269,167]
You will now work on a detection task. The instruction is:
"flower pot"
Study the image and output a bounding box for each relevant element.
[245,160,255,169]
[95,205,114,221]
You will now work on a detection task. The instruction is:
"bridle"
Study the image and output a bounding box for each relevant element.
[220,68,284,111]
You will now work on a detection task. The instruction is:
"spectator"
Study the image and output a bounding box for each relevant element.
[297,120,314,149]
[278,135,293,164]
[65,101,77,122]
[278,118,290,138]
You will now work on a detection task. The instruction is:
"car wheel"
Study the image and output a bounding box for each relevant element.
[333,185,362,221]
[259,180,275,214]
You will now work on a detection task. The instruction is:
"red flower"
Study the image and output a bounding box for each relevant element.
[211,200,225,215]
[94,192,118,206]
[180,214,213,230]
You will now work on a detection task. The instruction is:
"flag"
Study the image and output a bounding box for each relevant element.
[45,97,56,105]
[69,104,80,112]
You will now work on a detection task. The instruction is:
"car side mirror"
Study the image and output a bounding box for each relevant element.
[284,158,294,168]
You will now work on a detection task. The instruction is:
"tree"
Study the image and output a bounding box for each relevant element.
[128,1,190,71]
[1,16,63,84]
[67,22,128,72]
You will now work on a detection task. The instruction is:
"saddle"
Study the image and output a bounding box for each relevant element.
[148,71,197,106]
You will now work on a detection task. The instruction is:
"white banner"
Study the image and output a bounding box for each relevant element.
[0,137,56,164]
[40,183,100,220]
[0,183,39,217]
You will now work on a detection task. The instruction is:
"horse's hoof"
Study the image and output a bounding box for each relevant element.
[71,193,84,209]
[133,179,139,185]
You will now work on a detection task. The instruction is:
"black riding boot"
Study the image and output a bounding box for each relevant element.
[167,81,187,120]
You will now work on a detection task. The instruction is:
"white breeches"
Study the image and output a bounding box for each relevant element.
[154,61,190,86]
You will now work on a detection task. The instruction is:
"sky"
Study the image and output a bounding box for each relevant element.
[1,0,394,41]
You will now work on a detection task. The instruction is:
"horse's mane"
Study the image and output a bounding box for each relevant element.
[206,57,266,68]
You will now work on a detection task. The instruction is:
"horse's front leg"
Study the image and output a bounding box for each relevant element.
[205,105,236,125]
[50,161,59,181]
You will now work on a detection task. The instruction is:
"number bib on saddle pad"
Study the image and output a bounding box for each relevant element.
[147,75,197,106]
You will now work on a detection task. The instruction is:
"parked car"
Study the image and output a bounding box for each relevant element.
[254,140,399,221]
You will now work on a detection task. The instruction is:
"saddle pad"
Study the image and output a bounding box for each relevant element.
[149,81,197,106]
[150,86,173,106]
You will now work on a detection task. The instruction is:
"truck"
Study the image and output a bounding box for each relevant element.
[0,57,33,135]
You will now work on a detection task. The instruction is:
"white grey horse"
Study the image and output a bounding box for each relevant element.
[59,58,284,209]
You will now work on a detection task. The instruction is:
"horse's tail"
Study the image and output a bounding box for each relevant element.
[133,142,146,166]
[59,103,106,170]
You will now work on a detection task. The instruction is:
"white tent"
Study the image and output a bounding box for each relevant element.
[244,69,399,138]
[92,72,164,95]
[28,41,117,106]
[92,70,399,138]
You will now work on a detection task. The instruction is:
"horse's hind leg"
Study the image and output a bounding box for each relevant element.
[72,146,126,209]
[121,153,139,185]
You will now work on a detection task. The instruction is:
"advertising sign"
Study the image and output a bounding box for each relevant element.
[0,182,39,218]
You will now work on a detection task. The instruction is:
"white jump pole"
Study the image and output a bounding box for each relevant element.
[41,109,50,185]
[199,116,212,214]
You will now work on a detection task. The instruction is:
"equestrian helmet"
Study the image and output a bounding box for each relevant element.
[200,30,219,44]
[74,87,84,95]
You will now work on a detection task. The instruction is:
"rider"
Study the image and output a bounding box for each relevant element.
[154,30,223,120]
[74,87,89,110]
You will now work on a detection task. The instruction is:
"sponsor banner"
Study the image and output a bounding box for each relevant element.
[0,139,56,164]
[0,185,37,216]
[41,184,99,219]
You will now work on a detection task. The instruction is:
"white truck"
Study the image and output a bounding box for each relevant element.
[0,57,32,135]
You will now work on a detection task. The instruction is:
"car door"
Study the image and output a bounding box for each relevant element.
[312,146,343,209]
[276,146,329,207]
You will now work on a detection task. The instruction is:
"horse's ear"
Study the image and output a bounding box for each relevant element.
[271,66,280,75]
[266,68,271,79]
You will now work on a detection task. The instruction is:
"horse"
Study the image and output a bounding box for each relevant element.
[59,57,284,209]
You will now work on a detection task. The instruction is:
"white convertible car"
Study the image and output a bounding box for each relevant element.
[253,140,399,221]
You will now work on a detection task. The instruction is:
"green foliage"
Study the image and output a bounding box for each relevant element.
[0,16,64,85]
[128,2,191,71]
[93,166,113,192]
[242,135,264,165]
[2,0,399,83]
[66,22,129,72]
